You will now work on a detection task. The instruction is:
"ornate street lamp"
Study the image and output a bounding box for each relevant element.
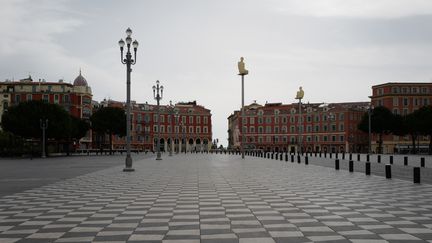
[237,57,249,159]
[153,80,164,160]
[119,27,138,172]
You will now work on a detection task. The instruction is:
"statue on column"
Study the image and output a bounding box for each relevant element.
[295,86,304,100]
[238,57,249,75]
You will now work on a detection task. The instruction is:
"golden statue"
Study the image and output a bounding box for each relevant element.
[238,57,249,75]
[295,86,304,100]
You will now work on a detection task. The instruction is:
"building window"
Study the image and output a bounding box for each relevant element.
[182,116,186,124]
[250,127,255,133]
[204,116,208,124]
[393,97,399,106]
[314,125,320,132]
[283,136,287,142]
[160,115,165,123]
[323,136,328,142]
[307,115,312,122]
[332,135,336,142]
[43,94,49,102]
[339,113,344,121]
[290,116,295,123]
[250,117,255,124]
[331,124,336,131]
[137,114,142,123]
[189,126,193,133]
[54,94,59,104]
[175,126,179,133]
[290,126,295,133]
[340,135,344,142]
[339,124,344,132]
[275,117,279,124]
[196,116,201,124]
[314,115,320,122]
[403,98,409,106]
[137,124,142,132]
[32,85,37,92]
[282,126,287,133]
[167,126,171,133]
[266,136,271,142]
[266,117,272,124]
[153,125,158,132]
[307,125,312,132]
[274,126,279,133]
[315,135,319,142]
[307,136,311,142]
[258,117,263,124]
[15,94,21,103]
[258,126,263,133]
[47,85,52,92]
[392,87,399,93]
[290,136,296,143]
[26,94,32,101]
[282,116,287,123]
[196,127,201,133]
[393,108,399,115]
[64,94,69,103]
[189,116,193,124]
[203,127,208,133]
[153,114,158,122]
[323,125,328,132]
[266,126,272,133]
[242,117,247,124]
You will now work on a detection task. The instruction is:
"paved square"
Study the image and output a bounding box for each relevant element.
[1,154,432,242]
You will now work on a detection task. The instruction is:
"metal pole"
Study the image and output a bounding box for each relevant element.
[241,74,245,159]
[368,107,371,154]
[156,93,162,160]
[298,98,302,153]
[125,57,133,167]
[169,107,173,156]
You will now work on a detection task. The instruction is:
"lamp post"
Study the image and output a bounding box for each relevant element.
[39,119,48,158]
[295,87,304,153]
[175,111,180,154]
[119,27,138,172]
[169,100,174,156]
[181,121,185,153]
[237,57,249,159]
[153,80,164,160]
[368,105,374,154]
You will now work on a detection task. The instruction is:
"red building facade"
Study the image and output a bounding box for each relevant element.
[0,73,93,147]
[370,82,432,153]
[99,100,213,152]
[228,102,368,153]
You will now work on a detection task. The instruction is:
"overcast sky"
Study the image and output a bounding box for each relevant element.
[1,0,432,146]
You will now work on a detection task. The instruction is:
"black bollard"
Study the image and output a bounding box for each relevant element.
[305,156,309,165]
[324,152,327,158]
[390,155,393,164]
[377,155,381,163]
[385,164,392,179]
[349,160,354,172]
[335,159,340,170]
[357,154,360,161]
[285,153,288,162]
[413,167,421,184]
[366,154,370,162]
[297,155,301,163]
[291,154,294,163]
[319,151,322,157]
[349,153,352,160]
[271,153,274,159]
[329,153,332,159]
[335,153,338,159]
[421,157,425,168]
[342,153,345,160]
[280,153,283,161]
[365,162,371,175]
[404,156,408,166]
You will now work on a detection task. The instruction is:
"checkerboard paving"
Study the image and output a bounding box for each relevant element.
[1,154,432,243]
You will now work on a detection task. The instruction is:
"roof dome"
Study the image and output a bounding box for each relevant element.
[73,69,88,86]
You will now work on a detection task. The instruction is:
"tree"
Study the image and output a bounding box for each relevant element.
[1,101,90,156]
[2,100,71,140]
[413,106,432,155]
[358,106,395,154]
[90,107,126,154]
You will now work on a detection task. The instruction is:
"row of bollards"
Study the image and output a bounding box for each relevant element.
[216,150,425,184]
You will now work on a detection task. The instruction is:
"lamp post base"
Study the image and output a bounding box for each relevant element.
[123,155,134,172]
[156,152,162,160]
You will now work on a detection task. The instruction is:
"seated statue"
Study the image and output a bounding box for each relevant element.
[238,57,249,75]
[295,86,304,99]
